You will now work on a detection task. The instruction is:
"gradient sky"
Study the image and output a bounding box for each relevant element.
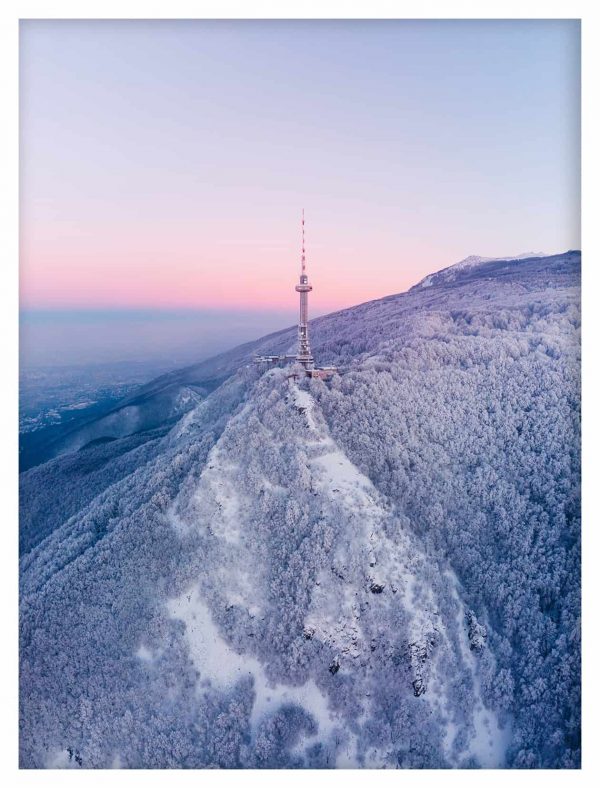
[20,19,580,315]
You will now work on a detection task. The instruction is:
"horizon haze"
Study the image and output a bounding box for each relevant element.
[20,249,570,368]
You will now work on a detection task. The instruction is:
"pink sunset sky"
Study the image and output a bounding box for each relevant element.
[20,20,580,316]
[20,210,447,312]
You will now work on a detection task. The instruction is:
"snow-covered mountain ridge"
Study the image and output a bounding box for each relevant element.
[413,251,547,290]
[16,250,559,471]
[20,250,580,769]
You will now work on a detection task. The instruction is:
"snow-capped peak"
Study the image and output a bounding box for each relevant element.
[415,252,546,289]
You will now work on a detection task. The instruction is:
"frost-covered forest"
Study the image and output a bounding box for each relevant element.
[19,251,580,769]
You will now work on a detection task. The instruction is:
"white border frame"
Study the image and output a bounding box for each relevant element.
[2,2,594,785]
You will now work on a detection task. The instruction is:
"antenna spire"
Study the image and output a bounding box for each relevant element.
[301,208,306,274]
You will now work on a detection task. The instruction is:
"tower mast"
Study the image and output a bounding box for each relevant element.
[295,209,314,369]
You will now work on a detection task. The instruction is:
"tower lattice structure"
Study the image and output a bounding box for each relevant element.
[295,209,315,369]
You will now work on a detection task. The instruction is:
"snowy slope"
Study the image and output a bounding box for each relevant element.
[19,250,580,769]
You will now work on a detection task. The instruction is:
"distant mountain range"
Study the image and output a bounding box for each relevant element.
[20,250,581,769]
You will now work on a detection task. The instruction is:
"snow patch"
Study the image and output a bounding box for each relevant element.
[167,585,340,742]
[46,749,73,768]
[135,644,153,662]
[195,447,244,544]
